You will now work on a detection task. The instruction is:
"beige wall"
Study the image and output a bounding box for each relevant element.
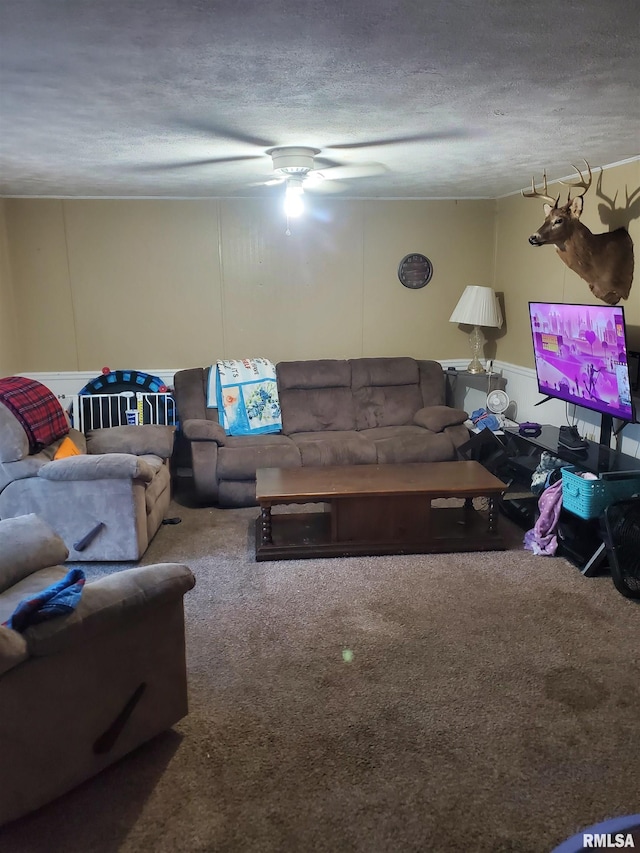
[495,159,640,368]
[3,159,637,377]
[1,196,495,372]
[0,200,21,373]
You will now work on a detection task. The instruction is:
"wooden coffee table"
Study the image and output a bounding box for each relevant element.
[255,461,506,561]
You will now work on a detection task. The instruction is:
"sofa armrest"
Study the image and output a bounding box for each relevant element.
[0,625,28,676]
[413,405,468,432]
[182,418,226,445]
[444,422,474,451]
[37,453,156,483]
[24,563,196,656]
[86,425,175,459]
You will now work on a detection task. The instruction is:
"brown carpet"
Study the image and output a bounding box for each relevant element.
[1,491,638,853]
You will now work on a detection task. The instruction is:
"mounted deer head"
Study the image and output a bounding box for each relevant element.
[522,160,634,306]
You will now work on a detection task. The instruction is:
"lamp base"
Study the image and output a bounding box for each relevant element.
[467,325,486,374]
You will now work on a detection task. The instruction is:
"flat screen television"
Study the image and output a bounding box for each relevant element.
[528,302,635,445]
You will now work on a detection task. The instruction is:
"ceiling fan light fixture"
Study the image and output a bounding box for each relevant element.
[284,178,305,218]
[267,146,320,176]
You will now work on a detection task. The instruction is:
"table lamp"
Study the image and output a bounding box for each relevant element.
[449,285,503,374]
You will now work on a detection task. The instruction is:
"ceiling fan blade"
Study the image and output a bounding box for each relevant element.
[313,155,345,170]
[327,129,468,150]
[305,180,346,194]
[172,120,277,150]
[248,177,286,187]
[315,162,388,181]
[135,155,264,172]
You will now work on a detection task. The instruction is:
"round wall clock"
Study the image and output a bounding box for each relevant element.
[398,253,433,289]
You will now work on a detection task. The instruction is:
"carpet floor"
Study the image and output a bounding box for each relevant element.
[1,491,638,853]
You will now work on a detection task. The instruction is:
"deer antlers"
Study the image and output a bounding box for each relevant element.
[522,159,593,207]
[521,169,559,206]
[560,159,592,202]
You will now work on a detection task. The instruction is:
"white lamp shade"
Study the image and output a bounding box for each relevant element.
[449,285,503,328]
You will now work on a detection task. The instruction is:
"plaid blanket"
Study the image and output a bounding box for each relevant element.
[0,376,69,451]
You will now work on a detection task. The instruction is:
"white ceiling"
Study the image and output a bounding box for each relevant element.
[1,0,639,200]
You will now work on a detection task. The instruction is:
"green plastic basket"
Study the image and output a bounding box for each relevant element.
[561,466,640,520]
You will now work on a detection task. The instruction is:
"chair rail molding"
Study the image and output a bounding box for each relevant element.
[14,370,178,401]
[12,361,639,457]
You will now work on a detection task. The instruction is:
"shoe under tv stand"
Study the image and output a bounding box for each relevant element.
[459,425,640,575]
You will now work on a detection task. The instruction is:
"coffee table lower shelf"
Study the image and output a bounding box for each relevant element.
[255,505,504,561]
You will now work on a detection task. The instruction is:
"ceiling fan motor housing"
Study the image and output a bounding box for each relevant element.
[267,146,320,175]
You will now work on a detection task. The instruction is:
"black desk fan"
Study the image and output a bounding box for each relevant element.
[603,499,640,599]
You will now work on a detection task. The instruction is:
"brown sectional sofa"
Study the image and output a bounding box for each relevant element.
[174,357,470,507]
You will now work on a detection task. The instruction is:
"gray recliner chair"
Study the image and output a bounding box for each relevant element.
[0,513,196,826]
[0,386,175,561]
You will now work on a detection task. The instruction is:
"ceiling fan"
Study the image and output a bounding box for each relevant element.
[138,122,468,199]
[255,146,390,214]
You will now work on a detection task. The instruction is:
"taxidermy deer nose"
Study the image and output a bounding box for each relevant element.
[529,235,540,245]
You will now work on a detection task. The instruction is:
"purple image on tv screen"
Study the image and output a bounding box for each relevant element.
[529,302,634,421]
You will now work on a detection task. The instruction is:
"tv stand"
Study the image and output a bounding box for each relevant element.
[458,425,640,575]
[502,425,640,478]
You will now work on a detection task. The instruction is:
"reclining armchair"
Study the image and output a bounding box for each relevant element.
[0,513,196,826]
[0,376,175,561]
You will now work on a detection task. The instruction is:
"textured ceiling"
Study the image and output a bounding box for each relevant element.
[0,0,639,199]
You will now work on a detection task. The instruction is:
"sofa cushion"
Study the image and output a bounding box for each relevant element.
[0,514,69,594]
[279,388,357,434]
[361,426,457,464]
[291,431,377,466]
[350,357,419,390]
[351,358,423,430]
[418,360,447,407]
[359,425,429,440]
[352,385,424,430]
[0,401,30,463]
[278,359,356,434]
[217,434,301,480]
[414,405,468,432]
[277,359,351,391]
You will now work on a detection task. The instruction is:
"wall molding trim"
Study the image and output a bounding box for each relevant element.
[17,369,178,399]
[15,359,639,457]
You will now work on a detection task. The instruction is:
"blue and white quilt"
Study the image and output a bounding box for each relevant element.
[207,358,282,436]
